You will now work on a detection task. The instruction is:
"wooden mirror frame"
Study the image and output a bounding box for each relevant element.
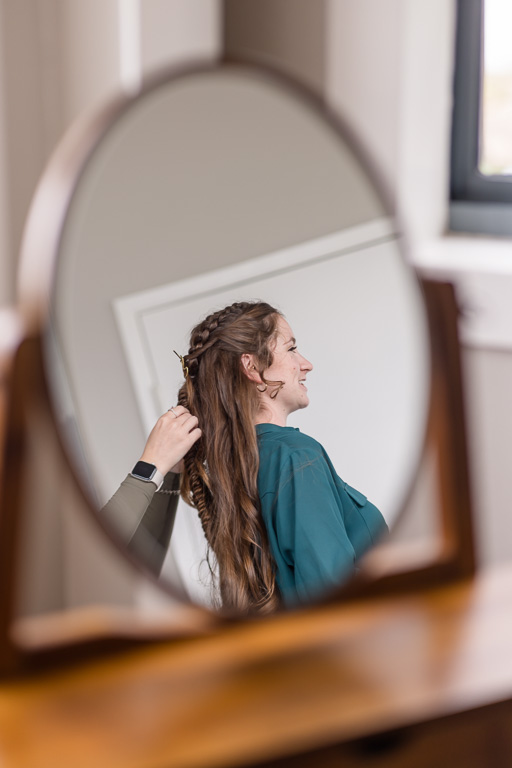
[0,275,475,677]
[0,60,476,677]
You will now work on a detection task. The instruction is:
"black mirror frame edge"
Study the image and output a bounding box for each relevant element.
[0,59,476,676]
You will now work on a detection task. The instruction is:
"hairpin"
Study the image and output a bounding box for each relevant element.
[173,350,189,378]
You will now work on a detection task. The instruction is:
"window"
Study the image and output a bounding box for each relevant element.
[451,0,512,234]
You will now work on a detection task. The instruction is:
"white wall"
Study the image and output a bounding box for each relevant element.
[326,0,457,546]
[330,0,512,570]
[0,0,221,307]
[326,0,456,243]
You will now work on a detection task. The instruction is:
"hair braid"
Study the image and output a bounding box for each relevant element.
[177,382,212,534]
[177,301,282,614]
[184,303,255,378]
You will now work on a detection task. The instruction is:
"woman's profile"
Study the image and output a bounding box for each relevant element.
[177,301,387,613]
[103,300,387,612]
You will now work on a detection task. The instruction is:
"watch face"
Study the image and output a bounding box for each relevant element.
[131,460,156,480]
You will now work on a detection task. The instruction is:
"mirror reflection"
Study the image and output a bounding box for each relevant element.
[44,65,430,613]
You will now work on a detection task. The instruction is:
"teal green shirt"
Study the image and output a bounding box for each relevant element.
[256,423,388,606]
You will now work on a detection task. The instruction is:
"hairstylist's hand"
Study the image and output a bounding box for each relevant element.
[139,406,201,475]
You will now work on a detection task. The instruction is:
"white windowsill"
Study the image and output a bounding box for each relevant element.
[411,233,512,351]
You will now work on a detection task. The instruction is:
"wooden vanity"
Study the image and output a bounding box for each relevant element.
[0,564,512,767]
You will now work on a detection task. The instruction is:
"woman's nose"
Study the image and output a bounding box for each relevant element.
[300,355,313,372]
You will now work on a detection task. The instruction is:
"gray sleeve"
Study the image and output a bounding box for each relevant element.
[100,472,180,575]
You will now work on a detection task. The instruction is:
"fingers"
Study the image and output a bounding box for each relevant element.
[166,405,188,418]
[182,413,200,433]
[184,423,202,447]
[140,407,201,475]
[165,406,199,432]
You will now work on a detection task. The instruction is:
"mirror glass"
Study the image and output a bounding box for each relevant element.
[39,64,429,612]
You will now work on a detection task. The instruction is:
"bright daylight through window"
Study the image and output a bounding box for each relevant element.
[450,0,512,234]
[480,0,512,175]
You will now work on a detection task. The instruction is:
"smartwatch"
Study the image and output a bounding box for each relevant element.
[130,460,165,491]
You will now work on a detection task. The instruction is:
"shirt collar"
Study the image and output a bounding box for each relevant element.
[255,423,299,435]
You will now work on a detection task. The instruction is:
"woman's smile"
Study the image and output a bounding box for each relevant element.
[256,317,313,425]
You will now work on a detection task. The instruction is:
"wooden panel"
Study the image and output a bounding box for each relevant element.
[1,566,512,766]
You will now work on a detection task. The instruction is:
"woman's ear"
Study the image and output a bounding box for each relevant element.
[241,354,262,383]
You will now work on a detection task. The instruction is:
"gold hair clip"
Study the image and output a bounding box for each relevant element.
[173,349,189,378]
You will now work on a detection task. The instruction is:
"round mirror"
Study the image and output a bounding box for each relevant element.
[20,62,430,614]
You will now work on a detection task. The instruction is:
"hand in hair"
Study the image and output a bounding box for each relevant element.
[139,406,201,475]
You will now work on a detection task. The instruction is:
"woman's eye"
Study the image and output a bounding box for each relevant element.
[289,346,297,352]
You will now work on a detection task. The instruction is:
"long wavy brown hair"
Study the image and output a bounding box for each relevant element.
[177,301,282,614]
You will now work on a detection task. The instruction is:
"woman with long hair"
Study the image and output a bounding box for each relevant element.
[177,300,387,614]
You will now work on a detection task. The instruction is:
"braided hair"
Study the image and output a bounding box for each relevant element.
[177,301,281,613]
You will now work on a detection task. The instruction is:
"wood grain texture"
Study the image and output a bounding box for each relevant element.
[0,565,512,767]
